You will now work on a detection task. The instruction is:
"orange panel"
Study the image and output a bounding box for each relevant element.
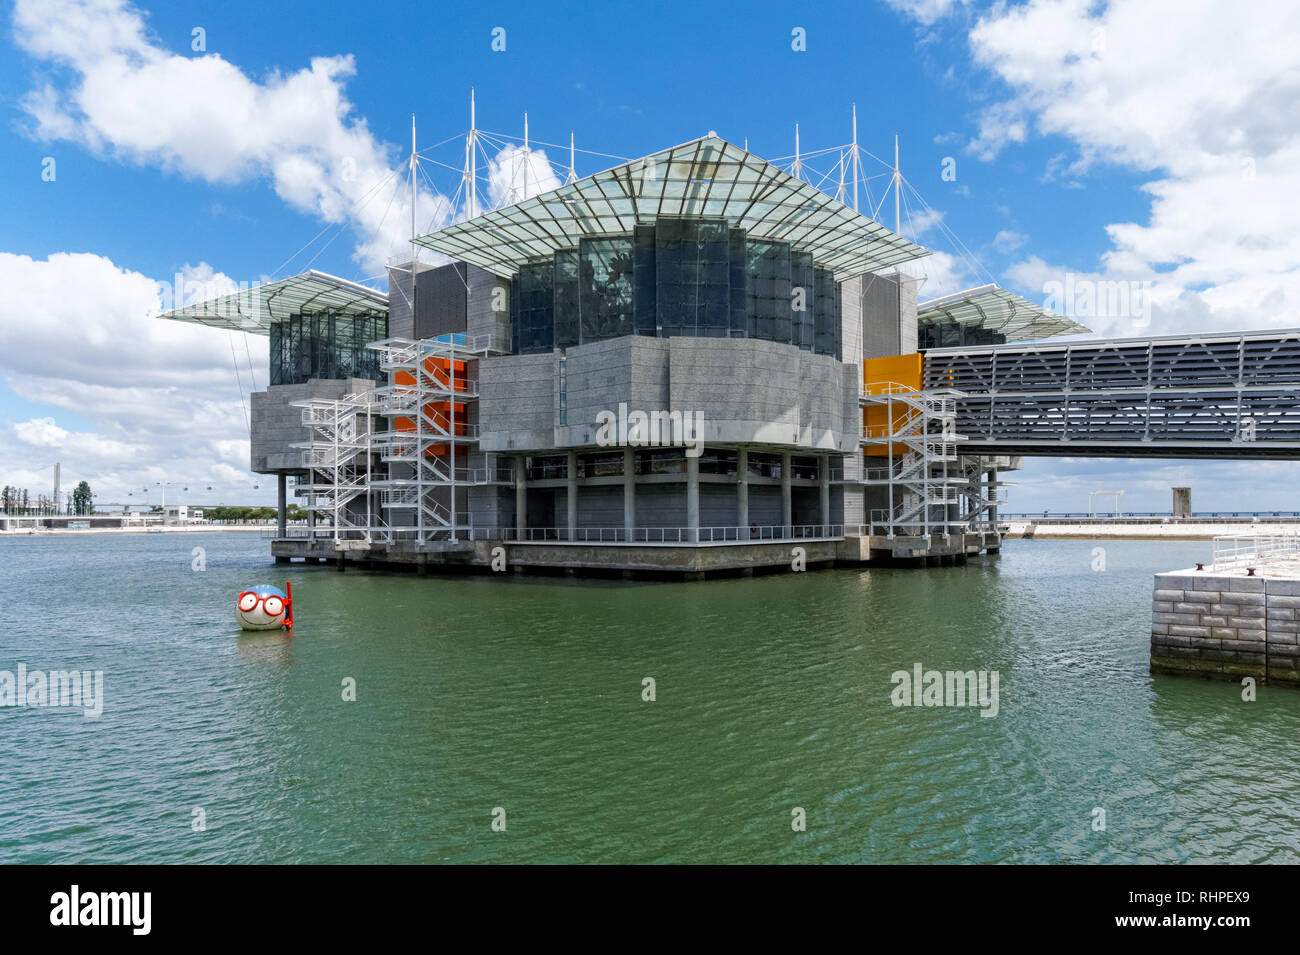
[862,353,923,457]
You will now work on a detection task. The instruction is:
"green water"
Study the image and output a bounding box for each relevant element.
[1,532,1297,863]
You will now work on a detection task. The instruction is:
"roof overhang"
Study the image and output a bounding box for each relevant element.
[155,270,388,335]
[918,284,1090,341]
[415,135,931,281]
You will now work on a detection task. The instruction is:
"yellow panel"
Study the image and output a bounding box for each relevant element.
[862,352,922,393]
[862,353,923,457]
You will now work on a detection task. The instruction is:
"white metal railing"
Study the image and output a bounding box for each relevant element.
[484,524,845,544]
[1212,533,1300,569]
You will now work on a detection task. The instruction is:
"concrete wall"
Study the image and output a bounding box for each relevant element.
[860,273,902,359]
[466,266,511,350]
[478,335,857,456]
[386,262,433,340]
[839,275,865,365]
[477,352,558,451]
[898,272,919,354]
[1151,571,1300,686]
[249,378,375,473]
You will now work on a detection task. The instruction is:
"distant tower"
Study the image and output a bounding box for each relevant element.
[52,462,60,516]
[1172,487,1192,519]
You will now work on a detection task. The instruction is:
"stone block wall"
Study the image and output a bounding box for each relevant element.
[1151,571,1300,686]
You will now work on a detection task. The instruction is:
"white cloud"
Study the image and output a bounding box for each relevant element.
[0,252,261,504]
[903,250,976,300]
[992,230,1027,254]
[2,1,573,511]
[486,144,564,210]
[13,0,448,272]
[959,0,1300,339]
[882,0,971,27]
[13,417,69,447]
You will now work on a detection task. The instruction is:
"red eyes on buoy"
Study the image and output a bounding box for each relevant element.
[236,583,292,632]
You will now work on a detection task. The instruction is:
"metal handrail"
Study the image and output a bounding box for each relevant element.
[483,524,845,544]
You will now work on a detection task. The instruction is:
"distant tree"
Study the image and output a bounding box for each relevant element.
[0,486,11,513]
[72,481,94,516]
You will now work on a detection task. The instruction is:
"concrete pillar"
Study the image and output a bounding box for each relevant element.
[306,491,315,539]
[514,454,527,540]
[781,451,792,537]
[276,473,287,539]
[946,463,960,533]
[819,454,831,534]
[686,452,700,544]
[623,447,635,541]
[988,466,999,527]
[737,448,749,540]
[566,450,578,542]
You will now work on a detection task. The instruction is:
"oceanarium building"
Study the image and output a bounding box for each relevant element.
[161,135,1086,575]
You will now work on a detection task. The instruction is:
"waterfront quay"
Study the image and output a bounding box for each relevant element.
[1151,558,1300,686]
[270,528,1002,579]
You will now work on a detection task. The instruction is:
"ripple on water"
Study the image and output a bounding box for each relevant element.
[1,533,1298,862]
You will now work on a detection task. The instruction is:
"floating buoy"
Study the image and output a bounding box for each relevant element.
[236,582,293,631]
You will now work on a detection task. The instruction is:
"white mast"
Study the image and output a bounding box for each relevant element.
[522,111,529,202]
[851,104,859,213]
[793,124,802,181]
[893,133,901,234]
[410,113,422,544]
[566,131,577,184]
[464,89,478,219]
[410,114,418,266]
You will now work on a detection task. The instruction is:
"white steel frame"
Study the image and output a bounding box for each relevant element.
[860,382,970,538]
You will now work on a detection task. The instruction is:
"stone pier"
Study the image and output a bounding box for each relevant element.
[1151,564,1300,686]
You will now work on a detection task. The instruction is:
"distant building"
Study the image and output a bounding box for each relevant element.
[163,505,204,525]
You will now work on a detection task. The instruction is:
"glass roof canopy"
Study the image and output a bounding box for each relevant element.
[156,270,388,335]
[415,135,931,281]
[918,284,1091,342]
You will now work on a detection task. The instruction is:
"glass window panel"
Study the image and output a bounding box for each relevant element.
[633,224,658,335]
[746,239,792,344]
[578,236,635,343]
[813,266,841,359]
[554,250,579,349]
[790,251,815,351]
[656,218,732,338]
[514,261,555,354]
[269,311,385,385]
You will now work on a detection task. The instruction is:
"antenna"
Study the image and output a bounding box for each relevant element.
[566,131,577,184]
[793,124,802,181]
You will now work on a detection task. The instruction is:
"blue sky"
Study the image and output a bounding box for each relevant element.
[1,0,1298,513]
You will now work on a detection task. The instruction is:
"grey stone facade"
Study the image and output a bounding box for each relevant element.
[249,377,375,473]
[1151,570,1300,686]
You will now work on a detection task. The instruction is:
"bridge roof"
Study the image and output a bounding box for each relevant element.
[156,270,388,335]
[415,135,931,281]
[918,284,1090,341]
